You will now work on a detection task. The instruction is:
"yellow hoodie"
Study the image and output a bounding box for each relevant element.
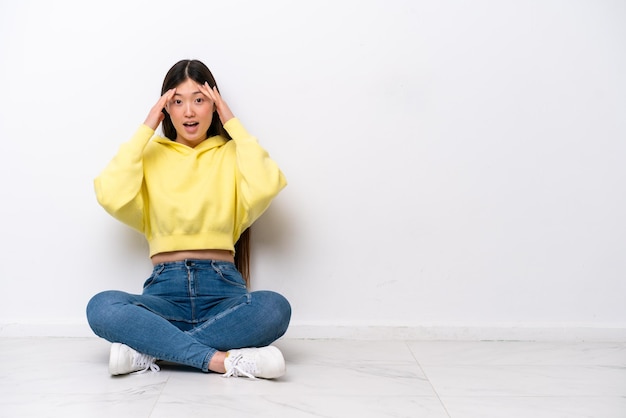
[94,118,287,256]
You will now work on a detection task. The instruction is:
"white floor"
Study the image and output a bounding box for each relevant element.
[1,337,625,417]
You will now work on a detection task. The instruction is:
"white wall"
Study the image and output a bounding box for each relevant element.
[1,0,625,340]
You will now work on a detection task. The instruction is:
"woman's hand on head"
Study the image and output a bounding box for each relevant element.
[143,88,177,130]
[199,82,234,124]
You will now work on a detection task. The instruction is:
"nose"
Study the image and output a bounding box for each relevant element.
[184,102,195,116]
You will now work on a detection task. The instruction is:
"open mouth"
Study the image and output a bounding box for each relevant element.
[183,122,199,127]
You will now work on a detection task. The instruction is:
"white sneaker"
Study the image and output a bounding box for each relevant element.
[222,346,285,379]
[109,343,160,376]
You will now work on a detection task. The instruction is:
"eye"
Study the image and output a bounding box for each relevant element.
[195,97,204,104]
[172,99,182,105]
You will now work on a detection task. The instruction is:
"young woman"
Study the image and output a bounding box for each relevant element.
[86,59,291,379]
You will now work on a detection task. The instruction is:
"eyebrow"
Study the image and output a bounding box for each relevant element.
[173,90,203,97]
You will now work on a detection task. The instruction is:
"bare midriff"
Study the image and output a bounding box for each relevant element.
[151,249,235,265]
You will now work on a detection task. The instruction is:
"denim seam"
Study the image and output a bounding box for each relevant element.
[186,293,251,338]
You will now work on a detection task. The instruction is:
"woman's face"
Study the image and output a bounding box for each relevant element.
[166,78,215,148]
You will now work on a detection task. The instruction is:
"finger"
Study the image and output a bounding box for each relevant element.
[163,88,176,103]
[200,82,218,102]
[210,84,223,101]
[159,88,177,110]
[197,82,210,94]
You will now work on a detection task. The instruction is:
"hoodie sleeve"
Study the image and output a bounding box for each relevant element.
[93,124,154,232]
[225,118,287,237]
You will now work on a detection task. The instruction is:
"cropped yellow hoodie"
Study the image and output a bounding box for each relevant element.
[94,118,286,257]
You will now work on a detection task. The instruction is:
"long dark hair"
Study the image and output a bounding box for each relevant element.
[160,59,250,285]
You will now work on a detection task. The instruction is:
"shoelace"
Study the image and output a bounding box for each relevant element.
[132,352,161,374]
[222,354,257,379]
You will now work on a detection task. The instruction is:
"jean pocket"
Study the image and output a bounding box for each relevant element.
[143,264,166,289]
[212,263,247,288]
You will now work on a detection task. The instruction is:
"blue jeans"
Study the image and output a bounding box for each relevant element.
[86,260,291,372]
